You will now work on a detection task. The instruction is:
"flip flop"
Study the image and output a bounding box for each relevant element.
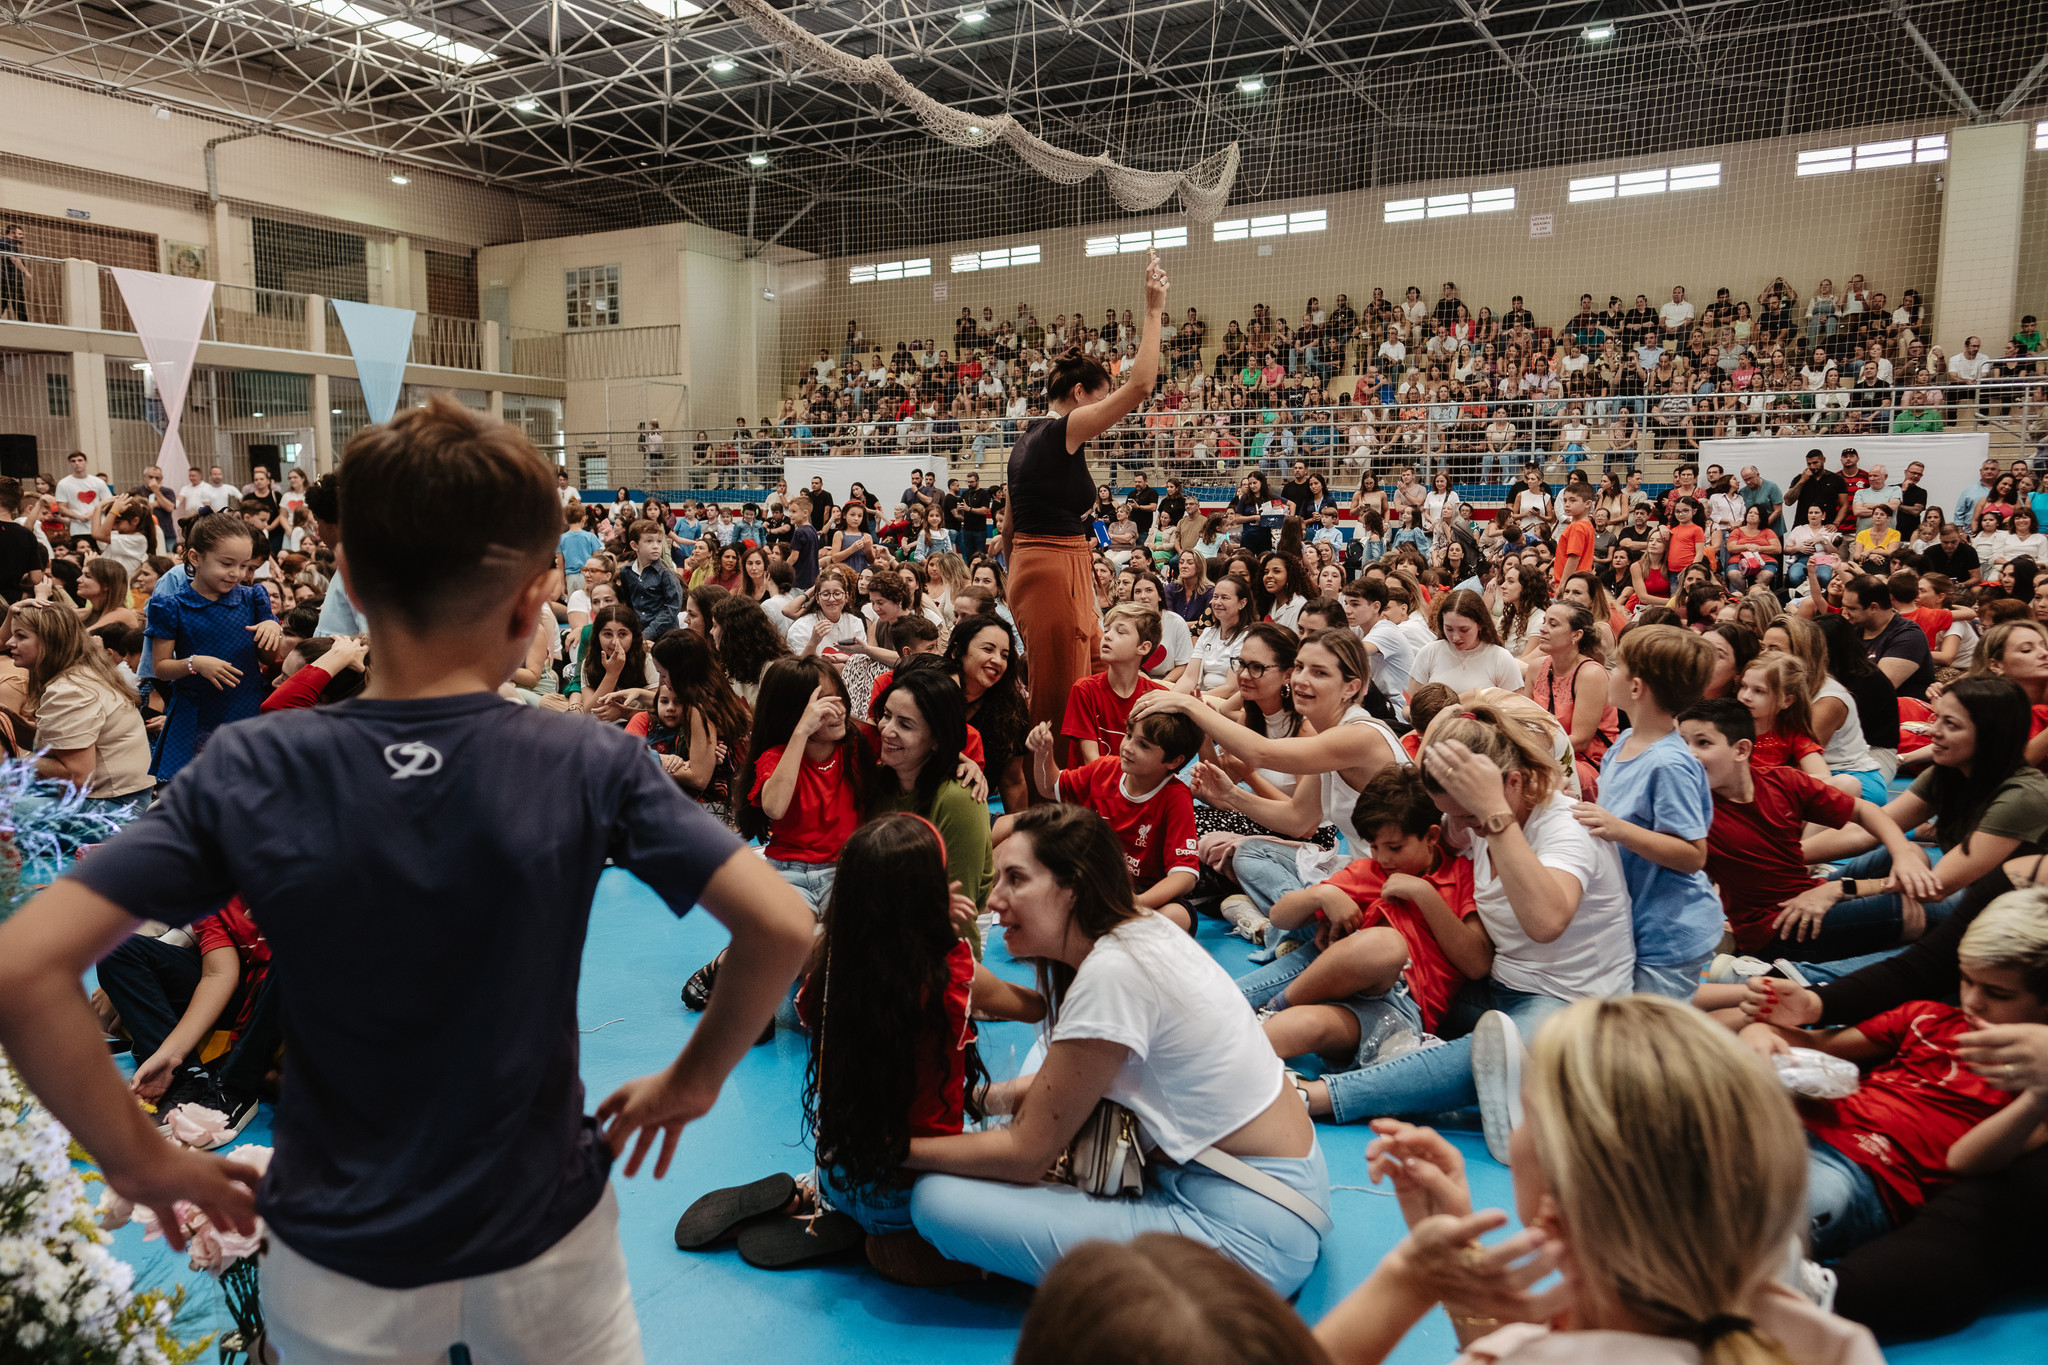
[736,1212,864,1269]
[674,1173,797,1250]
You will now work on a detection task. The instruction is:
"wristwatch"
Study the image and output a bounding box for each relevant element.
[1839,878,1857,898]
[1476,809,1515,838]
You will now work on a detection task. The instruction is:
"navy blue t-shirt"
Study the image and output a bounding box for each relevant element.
[70,692,743,1288]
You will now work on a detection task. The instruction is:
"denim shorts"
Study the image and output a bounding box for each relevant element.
[1335,979,1425,1069]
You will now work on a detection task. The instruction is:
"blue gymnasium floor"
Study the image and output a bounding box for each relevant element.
[112,867,2046,1363]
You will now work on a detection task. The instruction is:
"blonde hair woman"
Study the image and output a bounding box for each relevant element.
[6,600,152,807]
[1313,997,1882,1365]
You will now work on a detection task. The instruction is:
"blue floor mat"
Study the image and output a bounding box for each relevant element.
[114,867,2045,1363]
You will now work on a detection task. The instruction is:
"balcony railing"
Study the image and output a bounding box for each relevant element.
[208,283,308,350]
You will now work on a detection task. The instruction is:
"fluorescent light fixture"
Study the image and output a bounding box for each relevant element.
[958,6,989,21]
[513,97,539,112]
[130,362,150,371]
[251,412,264,418]
[635,0,706,17]
[968,125,983,135]
[709,58,736,72]
[747,153,768,167]
[1583,23,1614,40]
[332,408,343,414]
[389,172,410,184]
[1238,76,1265,93]
[293,0,496,65]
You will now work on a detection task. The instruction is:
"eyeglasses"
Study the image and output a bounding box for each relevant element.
[1230,658,1272,680]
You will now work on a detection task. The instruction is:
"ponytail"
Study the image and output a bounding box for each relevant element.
[1047,349,1111,407]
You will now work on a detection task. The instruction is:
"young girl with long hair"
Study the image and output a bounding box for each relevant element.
[789,570,866,658]
[709,595,792,706]
[565,603,654,723]
[1255,552,1313,630]
[1407,589,1524,699]
[1738,654,1832,780]
[1763,612,1885,801]
[146,514,280,783]
[647,629,752,829]
[7,599,151,806]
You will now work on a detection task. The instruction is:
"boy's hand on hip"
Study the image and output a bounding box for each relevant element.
[595,1065,720,1180]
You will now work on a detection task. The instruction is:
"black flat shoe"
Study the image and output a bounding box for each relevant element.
[681,952,724,1011]
[674,1173,797,1250]
[736,1212,864,1269]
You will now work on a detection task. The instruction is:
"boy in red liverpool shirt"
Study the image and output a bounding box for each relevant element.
[1676,699,1933,970]
[1739,889,2048,1260]
[1061,603,1164,763]
[1028,708,1201,929]
[1241,767,1492,1116]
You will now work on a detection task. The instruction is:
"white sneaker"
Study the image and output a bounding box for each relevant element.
[1705,953,1773,984]
[1471,1010,1525,1165]
[1786,1249,1838,1313]
[1220,895,1270,943]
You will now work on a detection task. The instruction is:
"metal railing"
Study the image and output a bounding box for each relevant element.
[505,326,566,379]
[0,253,68,326]
[208,282,309,350]
[564,324,681,382]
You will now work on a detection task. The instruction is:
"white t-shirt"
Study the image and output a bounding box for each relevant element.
[1471,792,1634,999]
[761,592,801,642]
[1409,639,1526,696]
[789,611,866,656]
[197,481,239,513]
[1190,626,1246,692]
[175,483,213,519]
[1945,621,1976,671]
[1364,618,1416,718]
[1146,611,1194,681]
[1267,595,1304,632]
[102,531,148,576]
[1049,912,1284,1162]
[55,474,113,534]
[1658,299,1695,330]
[1816,676,1876,774]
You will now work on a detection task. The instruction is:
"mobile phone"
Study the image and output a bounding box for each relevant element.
[1772,959,1812,989]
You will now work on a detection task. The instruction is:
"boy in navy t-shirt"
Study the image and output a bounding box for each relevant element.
[0,397,815,1364]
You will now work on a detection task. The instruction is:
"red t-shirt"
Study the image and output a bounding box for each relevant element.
[1748,725,1823,775]
[1060,672,1164,756]
[1898,605,1954,649]
[1704,768,1856,953]
[1667,522,1705,572]
[798,938,973,1140]
[1321,853,1478,1031]
[195,896,272,1034]
[1053,757,1197,891]
[749,743,860,863]
[1553,518,1596,585]
[1802,1001,2017,1220]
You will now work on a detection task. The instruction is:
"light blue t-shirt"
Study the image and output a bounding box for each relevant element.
[136,563,190,683]
[1595,727,1723,966]
[558,528,603,569]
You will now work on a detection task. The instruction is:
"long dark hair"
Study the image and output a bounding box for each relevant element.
[1926,677,2033,854]
[804,814,989,1191]
[582,603,647,692]
[873,668,968,817]
[943,611,1028,734]
[709,594,791,688]
[1253,552,1314,620]
[1814,612,1885,688]
[735,657,867,841]
[1008,804,1144,1014]
[650,628,751,755]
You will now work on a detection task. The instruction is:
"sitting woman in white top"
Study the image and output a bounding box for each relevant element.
[1408,589,1527,701]
[905,804,1331,1296]
[1132,630,1406,934]
[7,600,153,810]
[1312,997,1882,1365]
[1288,702,1632,1151]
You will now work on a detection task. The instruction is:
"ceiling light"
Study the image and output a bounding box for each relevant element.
[332,408,343,414]
[1583,23,1615,40]
[959,7,989,22]
[130,363,150,371]
[513,97,539,112]
[710,58,736,72]
[748,153,769,166]
[1238,76,1265,94]
[251,412,264,418]
[293,0,495,66]
[968,125,983,135]
[389,172,410,184]
[635,0,706,17]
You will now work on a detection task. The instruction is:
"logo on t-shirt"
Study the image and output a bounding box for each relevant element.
[383,741,444,780]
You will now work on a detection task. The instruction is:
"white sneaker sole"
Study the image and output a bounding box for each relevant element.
[1471,1011,1524,1165]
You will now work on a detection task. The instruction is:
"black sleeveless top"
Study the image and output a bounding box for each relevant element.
[1006,414,1096,538]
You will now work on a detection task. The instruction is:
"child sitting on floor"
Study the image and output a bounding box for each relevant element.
[1400,682,1458,760]
[1028,708,1202,930]
[1739,654,1833,782]
[1740,887,2048,1260]
[1244,766,1490,1071]
[1061,603,1164,763]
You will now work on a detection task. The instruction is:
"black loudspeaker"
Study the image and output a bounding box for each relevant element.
[0,433,38,479]
[246,444,281,481]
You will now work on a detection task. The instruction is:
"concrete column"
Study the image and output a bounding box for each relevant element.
[390,236,412,309]
[310,373,334,474]
[1932,121,2029,356]
[209,203,251,288]
[305,292,326,354]
[487,390,505,421]
[483,319,501,373]
[60,259,100,330]
[69,352,113,466]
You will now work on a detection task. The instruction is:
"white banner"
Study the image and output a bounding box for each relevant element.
[330,299,418,425]
[781,456,951,513]
[109,268,215,487]
[1700,433,1992,530]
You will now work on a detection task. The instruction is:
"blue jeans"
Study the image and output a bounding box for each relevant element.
[1808,847,1961,960]
[1322,981,1571,1126]
[1232,838,1313,915]
[816,1164,914,1236]
[1561,443,1586,472]
[1788,555,1833,590]
[769,857,836,917]
[1479,448,1515,483]
[1236,946,1426,1067]
[910,1144,1329,1296]
[1807,1133,1893,1260]
[1633,949,1716,1000]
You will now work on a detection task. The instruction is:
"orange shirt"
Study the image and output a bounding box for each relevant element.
[1667,522,1705,572]
[1554,517,1596,585]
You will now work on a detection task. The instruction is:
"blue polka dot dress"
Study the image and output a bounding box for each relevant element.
[146,581,276,783]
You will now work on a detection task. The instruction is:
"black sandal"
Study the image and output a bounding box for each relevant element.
[674,1173,797,1250]
[736,1212,864,1268]
[681,951,725,1011]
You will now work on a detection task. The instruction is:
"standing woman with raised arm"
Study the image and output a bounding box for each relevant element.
[1002,252,1170,775]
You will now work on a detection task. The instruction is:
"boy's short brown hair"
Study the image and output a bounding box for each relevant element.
[336,395,558,631]
[1617,623,1715,715]
[1129,708,1200,767]
[1350,766,1438,843]
[1102,603,1163,653]
[627,518,664,543]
